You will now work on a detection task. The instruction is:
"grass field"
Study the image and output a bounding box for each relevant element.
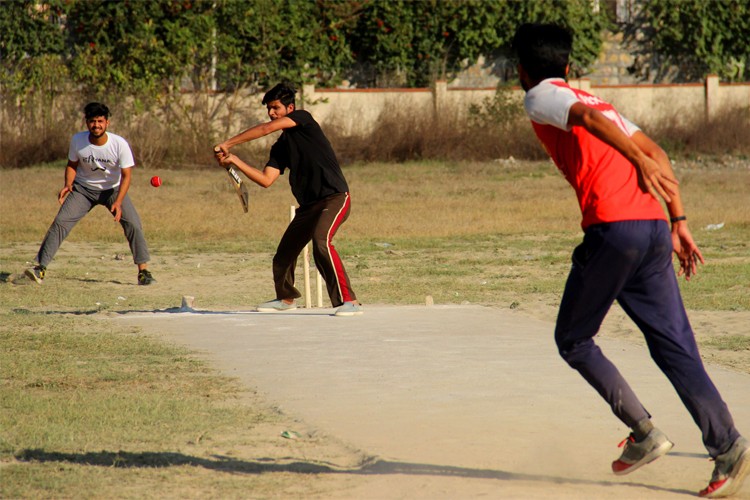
[1,158,748,498]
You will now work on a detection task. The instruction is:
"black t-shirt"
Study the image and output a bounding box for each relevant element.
[266,109,349,206]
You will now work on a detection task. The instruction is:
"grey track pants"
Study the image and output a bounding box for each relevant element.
[35,182,151,268]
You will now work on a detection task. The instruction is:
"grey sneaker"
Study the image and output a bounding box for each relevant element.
[612,428,674,475]
[25,265,45,284]
[699,437,750,498]
[334,301,363,317]
[256,299,297,312]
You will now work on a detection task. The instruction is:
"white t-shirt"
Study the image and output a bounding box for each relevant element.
[68,131,135,190]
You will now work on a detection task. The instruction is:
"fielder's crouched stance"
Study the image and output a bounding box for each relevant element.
[26,102,155,286]
[214,83,362,317]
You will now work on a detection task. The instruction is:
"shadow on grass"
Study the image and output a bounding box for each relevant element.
[15,448,696,496]
[9,306,337,317]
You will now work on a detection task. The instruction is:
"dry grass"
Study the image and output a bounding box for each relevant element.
[647,105,750,157]
[1,158,748,311]
[0,160,575,248]
[1,158,748,499]
[327,102,547,164]
[3,91,749,169]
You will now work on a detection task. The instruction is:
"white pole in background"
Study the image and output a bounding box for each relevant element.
[316,269,324,307]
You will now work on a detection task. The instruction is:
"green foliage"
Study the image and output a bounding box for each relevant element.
[349,0,607,86]
[65,0,216,97]
[213,0,359,91]
[0,0,608,98]
[0,0,68,99]
[623,0,750,82]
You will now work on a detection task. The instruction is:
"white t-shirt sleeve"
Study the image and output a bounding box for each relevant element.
[524,81,579,131]
[620,116,640,136]
[525,80,642,137]
[115,135,135,169]
[68,132,86,162]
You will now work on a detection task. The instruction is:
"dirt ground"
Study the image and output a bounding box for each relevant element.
[118,304,750,499]
[4,239,748,498]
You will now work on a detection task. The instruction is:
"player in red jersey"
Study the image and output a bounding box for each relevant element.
[513,23,748,498]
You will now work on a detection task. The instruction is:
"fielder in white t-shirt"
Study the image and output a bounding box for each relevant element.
[26,102,155,286]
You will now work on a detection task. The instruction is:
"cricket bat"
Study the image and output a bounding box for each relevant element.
[214,147,249,213]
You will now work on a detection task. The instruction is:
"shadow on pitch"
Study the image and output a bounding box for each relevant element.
[8,307,334,317]
[15,448,697,496]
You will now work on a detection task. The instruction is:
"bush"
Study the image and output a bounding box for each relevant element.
[648,105,750,158]
[326,86,547,164]
[3,87,749,169]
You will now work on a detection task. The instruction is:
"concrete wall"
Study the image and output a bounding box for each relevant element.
[298,76,748,135]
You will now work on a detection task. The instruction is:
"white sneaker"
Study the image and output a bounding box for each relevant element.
[256,299,297,312]
[335,301,363,317]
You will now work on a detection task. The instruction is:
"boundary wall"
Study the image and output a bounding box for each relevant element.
[300,76,749,135]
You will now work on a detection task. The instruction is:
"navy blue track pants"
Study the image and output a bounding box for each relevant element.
[555,220,739,457]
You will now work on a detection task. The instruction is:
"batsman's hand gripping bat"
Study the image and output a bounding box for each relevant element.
[214,147,249,213]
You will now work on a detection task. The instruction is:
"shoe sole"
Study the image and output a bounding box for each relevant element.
[24,269,42,284]
[256,307,297,312]
[613,439,674,476]
[334,311,364,317]
[701,447,750,498]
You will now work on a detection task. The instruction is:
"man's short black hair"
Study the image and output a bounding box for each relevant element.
[262,83,296,107]
[512,23,572,82]
[84,102,110,120]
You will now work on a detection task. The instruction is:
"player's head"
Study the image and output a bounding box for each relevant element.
[512,23,572,89]
[262,83,296,120]
[83,102,110,138]
[84,102,111,120]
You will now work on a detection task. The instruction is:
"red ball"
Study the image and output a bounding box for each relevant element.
[150,176,162,188]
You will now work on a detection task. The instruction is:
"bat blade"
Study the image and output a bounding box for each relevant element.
[225,166,249,213]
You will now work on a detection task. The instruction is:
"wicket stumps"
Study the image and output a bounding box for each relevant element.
[290,205,324,308]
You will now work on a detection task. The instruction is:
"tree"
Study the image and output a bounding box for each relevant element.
[622,0,750,82]
[347,0,607,87]
[0,0,69,99]
[213,0,360,91]
[65,0,216,97]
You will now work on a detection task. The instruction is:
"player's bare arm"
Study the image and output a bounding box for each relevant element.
[215,116,296,155]
[631,131,705,279]
[59,160,78,204]
[110,167,132,222]
[567,103,678,203]
[219,153,280,188]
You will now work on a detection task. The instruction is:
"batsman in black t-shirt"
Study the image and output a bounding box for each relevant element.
[215,83,362,316]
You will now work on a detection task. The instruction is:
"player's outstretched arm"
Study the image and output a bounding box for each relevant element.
[215,117,296,155]
[567,103,678,203]
[218,153,280,188]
